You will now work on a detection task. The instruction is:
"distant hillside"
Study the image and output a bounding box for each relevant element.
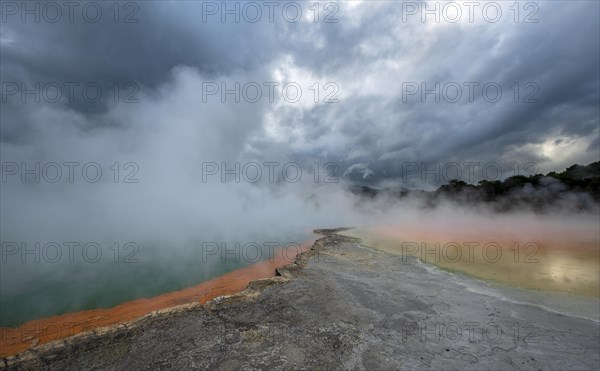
[349,162,600,211]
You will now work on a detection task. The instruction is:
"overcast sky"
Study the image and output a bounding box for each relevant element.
[2,1,599,185]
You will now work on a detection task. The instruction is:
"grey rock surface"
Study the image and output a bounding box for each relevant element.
[2,229,599,370]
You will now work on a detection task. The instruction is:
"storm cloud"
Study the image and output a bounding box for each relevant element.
[1,0,598,182]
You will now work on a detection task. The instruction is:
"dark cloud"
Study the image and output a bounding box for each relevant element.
[1,0,599,180]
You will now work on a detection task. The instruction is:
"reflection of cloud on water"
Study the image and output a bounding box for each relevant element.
[343,214,599,298]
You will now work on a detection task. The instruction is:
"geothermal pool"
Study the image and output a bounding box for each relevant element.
[0,240,314,358]
[341,214,600,319]
[0,237,310,326]
[0,236,314,357]
[342,227,599,297]
[2,213,599,358]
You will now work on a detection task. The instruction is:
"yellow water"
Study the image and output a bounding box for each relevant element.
[342,218,599,297]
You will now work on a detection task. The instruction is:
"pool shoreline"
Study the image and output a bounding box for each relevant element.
[4,228,598,370]
[0,238,317,359]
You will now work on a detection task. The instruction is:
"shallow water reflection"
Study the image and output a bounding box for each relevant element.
[343,216,599,297]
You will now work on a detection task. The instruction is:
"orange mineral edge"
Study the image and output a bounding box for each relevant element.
[0,239,316,358]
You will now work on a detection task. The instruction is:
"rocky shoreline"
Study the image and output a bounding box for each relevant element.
[0,239,315,359]
[2,229,598,370]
